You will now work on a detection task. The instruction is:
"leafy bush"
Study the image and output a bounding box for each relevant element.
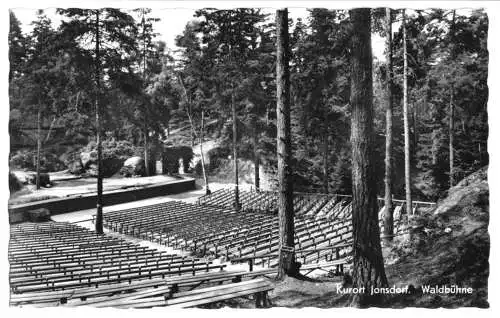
[9,150,65,172]
[85,139,136,161]
[9,150,35,170]
[27,173,51,187]
[83,138,138,177]
[206,147,231,171]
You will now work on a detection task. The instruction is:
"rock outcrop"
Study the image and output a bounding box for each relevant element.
[120,156,146,177]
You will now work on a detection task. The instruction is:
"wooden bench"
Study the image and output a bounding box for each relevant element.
[10,276,169,306]
[14,271,273,308]
[111,278,273,308]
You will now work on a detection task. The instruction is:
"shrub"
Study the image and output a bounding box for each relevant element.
[85,139,136,161]
[27,173,51,187]
[206,146,231,171]
[83,138,138,177]
[9,150,65,173]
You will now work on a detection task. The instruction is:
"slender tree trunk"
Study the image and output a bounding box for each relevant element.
[190,120,195,148]
[36,104,41,190]
[349,8,389,307]
[44,116,56,143]
[402,9,413,216]
[142,12,150,177]
[323,129,329,194]
[177,74,197,150]
[383,7,394,243]
[449,87,454,187]
[232,90,240,211]
[253,123,260,191]
[276,8,297,280]
[95,10,103,234]
[449,10,456,188]
[200,110,210,194]
[413,102,418,156]
[144,123,150,176]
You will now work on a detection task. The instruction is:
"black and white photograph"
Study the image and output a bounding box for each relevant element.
[4,0,497,311]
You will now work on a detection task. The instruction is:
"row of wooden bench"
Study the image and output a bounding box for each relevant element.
[9,222,225,294]
[101,201,353,266]
[11,269,277,308]
[11,258,352,308]
[197,189,435,224]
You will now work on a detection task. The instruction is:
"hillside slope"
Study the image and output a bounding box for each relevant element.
[384,166,489,307]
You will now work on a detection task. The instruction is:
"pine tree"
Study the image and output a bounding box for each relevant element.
[58,8,138,234]
[349,8,388,306]
[276,8,298,280]
[383,7,394,241]
[402,9,413,214]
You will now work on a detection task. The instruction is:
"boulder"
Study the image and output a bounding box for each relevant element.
[27,208,51,222]
[120,156,146,177]
[81,150,97,168]
[67,159,84,174]
[86,163,98,177]
[63,151,85,175]
[28,173,51,187]
[85,158,124,178]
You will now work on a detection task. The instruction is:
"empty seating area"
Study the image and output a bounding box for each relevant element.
[9,222,225,294]
[197,190,436,234]
[10,189,435,307]
[198,189,279,213]
[102,201,352,266]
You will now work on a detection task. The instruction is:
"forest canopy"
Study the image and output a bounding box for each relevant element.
[9,8,488,201]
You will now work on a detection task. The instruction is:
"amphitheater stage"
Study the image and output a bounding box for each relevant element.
[8,177,196,224]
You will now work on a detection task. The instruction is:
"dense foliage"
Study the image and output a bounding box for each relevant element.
[9,8,488,200]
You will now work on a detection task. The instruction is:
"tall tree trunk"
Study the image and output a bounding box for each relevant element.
[276,8,297,280]
[323,128,329,194]
[349,8,389,307]
[232,90,240,211]
[200,110,210,194]
[144,122,150,176]
[449,86,454,187]
[402,9,413,216]
[253,122,260,191]
[449,10,456,188]
[36,104,41,190]
[190,121,195,148]
[177,74,197,150]
[95,10,103,234]
[413,101,418,157]
[142,11,150,177]
[383,7,394,242]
